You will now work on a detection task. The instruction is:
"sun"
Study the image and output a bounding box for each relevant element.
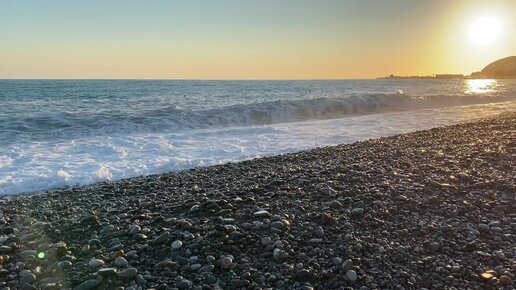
[469,17,502,45]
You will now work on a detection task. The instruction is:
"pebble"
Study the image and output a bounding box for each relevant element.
[96,268,116,277]
[72,279,99,290]
[135,274,146,285]
[19,250,37,259]
[351,208,364,216]
[190,263,202,271]
[171,240,183,250]
[345,270,358,282]
[198,265,214,273]
[117,267,138,279]
[153,232,170,245]
[0,246,12,254]
[177,279,192,289]
[128,225,141,235]
[329,200,343,209]
[178,219,193,229]
[115,256,128,267]
[296,269,310,280]
[429,242,440,253]
[19,274,36,286]
[341,259,353,271]
[271,221,284,229]
[57,260,73,270]
[261,237,273,245]
[253,210,270,218]
[500,275,512,285]
[477,224,490,233]
[219,257,233,270]
[88,258,105,268]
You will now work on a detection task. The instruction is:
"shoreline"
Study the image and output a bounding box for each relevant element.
[0,113,514,289]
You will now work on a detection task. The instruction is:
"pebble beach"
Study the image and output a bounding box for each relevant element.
[0,112,515,290]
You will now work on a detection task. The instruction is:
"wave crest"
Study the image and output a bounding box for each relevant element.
[2,93,514,143]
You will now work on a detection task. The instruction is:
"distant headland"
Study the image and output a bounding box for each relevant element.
[379,56,516,79]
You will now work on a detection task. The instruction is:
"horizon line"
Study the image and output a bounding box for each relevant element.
[0,78,378,81]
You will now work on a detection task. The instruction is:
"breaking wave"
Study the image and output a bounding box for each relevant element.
[2,93,514,145]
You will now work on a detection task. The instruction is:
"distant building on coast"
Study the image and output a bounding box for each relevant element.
[379,55,516,79]
[435,74,464,79]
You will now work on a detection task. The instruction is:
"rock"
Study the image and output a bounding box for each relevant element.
[117,267,138,279]
[128,225,141,235]
[345,270,358,282]
[20,284,37,290]
[321,213,335,225]
[0,246,12,254]
[19,250,37,259]
[221,218,235,224]
[96,268,116,277]
[88,258,105,268]
[219,257,233,270]
[320,185,337,195]
[481,271,496,281]
[253,210,270,218]
[477,224,490,233]
[177,279,192,289]
[500,275,512,285]
[270,221,284,229]
[19,274,36,286]
[429,242,440,253]
[198,265,214,273]
[351,208,364,216]
[133,233,148,240]
[295,269,310,280]
[331,257,342,266]
[156,261,177,269]
[171,240,183,250]
[342,259,353,271]
[190,263,202,271]
[153,232,170,245]
[72,279,99,290]
[57,260,72,270]
[261,237,273,245]
[352,200,364,209]
[273,248,289,262]
[315,227,324,237]
[329,200,343,209]
[206,255,216,264]
[2,227,14,235]
[178,219,193,229]
[114,256,128,268]
[135,274,146,285]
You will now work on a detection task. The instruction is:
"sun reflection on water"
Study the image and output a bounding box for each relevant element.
[466,79,497,94]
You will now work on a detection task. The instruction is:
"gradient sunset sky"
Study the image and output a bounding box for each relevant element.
[1,0,515,79]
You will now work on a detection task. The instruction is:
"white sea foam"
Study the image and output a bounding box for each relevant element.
[0,100,514,195]
[57,169,72,181]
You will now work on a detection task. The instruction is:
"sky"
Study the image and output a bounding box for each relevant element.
[1,0,515,79]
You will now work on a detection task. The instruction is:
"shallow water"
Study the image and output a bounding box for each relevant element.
[1,79,515,195]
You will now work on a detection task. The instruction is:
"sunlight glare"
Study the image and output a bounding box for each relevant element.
[465,79,497,94]
[469,17,502,45]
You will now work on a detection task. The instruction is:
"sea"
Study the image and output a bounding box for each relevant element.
[1,79,515,195]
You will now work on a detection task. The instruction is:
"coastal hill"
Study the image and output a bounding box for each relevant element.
[471,56,516,78]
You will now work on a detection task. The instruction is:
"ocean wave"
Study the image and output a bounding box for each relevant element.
[1,93,514,144]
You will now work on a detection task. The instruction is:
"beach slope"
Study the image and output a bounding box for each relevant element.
[0,113,515,289]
